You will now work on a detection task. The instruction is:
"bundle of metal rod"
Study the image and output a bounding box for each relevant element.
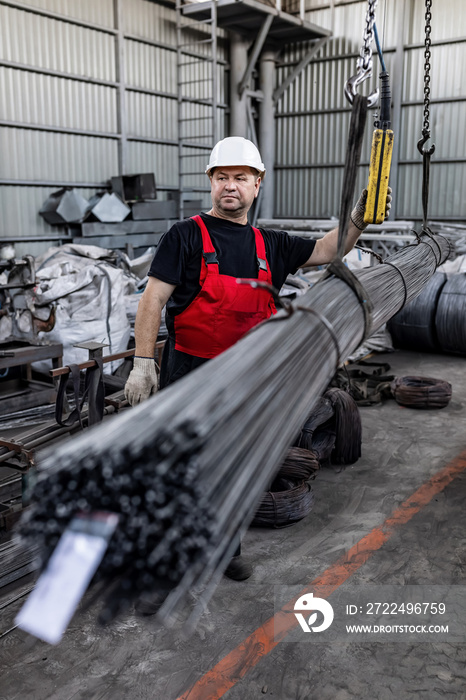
[0,400,124,470]
[19,230,451,624]
[435,273,466,355]
[20,420,217,623]
[0,405,56,431]
[390,376,452,409]
[0,540,38,589]
[387,272,446,352]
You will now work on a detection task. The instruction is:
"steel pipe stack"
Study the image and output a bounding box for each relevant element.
[20,231,451,623]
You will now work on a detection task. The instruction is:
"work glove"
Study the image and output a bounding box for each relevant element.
[350,187,392,231]
[124,357,158,406]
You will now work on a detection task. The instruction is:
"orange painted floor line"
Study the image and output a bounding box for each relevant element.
[177,450,466,700]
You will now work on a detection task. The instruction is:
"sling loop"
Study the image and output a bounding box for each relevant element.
[55,358,105,428]
[323,93,374,343]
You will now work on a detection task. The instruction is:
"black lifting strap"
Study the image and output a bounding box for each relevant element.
[55,358,105,428]
[55,363,83,428]
[86,358,105,426]
[324,93,374,341]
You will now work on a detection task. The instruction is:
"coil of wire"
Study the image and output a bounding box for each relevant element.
[390,375,452,409]
[251,481,315,528]
[388,272,447,352]
[435,273,466,355]
[278,446,320,480]
[251,447,318,527]
[324,388,362,464]
[296,397,335,462]
[296,389,361,465]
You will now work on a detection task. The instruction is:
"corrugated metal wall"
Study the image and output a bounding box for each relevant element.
[1,0,464,250]
[0,0,117,254]
[275,0,466,220]
[0,0,228,255]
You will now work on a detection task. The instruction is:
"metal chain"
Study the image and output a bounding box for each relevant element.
[357,0,379,72]
[417,0,435,231]
[345,0,379,105]
[422,0,433,136]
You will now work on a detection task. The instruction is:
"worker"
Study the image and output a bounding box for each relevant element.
[125,136,391,601]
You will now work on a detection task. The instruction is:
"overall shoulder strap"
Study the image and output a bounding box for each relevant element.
[252,226,272,282]
[191,215,219,281]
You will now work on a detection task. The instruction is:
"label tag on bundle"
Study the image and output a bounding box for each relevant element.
[16,511,119,645]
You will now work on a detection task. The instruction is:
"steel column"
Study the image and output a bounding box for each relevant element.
[259,50,277,219]
[114,0,127,176]
[229,31,249,136]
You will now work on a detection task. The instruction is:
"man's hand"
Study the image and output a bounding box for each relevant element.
[351,187,392,231]
[124,357,158,406]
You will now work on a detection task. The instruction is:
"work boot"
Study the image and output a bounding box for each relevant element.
[224,555,253,581]
[135,589,169,616]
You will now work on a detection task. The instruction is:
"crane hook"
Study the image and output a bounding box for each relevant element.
[344,69,379,108]
[417,130,435,157]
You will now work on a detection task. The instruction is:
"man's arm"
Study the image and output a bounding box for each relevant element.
[305,219,364,266]
[125,276,176,406]
[303,188,392,267]
[134,276,176,357]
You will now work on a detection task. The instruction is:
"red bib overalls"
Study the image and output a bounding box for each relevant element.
[173,215,276,359]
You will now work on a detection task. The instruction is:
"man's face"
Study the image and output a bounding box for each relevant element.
[210,166,261,220]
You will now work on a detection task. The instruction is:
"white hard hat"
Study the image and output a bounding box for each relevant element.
[206,137,265,178]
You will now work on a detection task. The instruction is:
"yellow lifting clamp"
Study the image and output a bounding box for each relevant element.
[364,72,394,224]
[364,24,394,225]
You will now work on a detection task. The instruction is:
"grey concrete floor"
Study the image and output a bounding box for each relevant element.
[0,349,465,700]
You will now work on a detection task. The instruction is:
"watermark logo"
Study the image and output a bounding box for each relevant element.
[294,593,334,633]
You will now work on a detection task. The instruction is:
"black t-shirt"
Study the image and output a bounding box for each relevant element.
[148,213,316,318]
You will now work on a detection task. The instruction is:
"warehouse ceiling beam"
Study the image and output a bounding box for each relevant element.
[183,0,330,45]
[238,14,274,97]
[273,36,329,103]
